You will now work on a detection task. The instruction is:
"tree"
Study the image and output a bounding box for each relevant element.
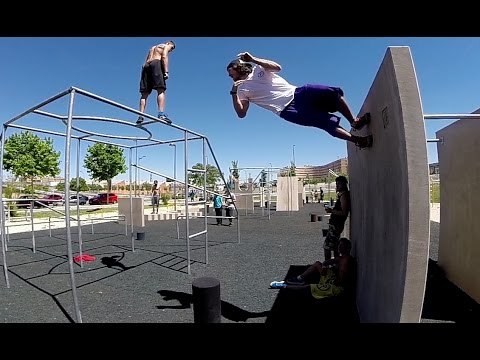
[289,161,296,176]
[3,131,60,193]
[279,161,296,177]
[70,177,89,192]
[142,182,152,192]
[56,178,89,192]
[56,182,65,191]
[189,163,220,188]
[84,144,127,192]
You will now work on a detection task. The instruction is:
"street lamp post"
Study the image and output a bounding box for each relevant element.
[137,156,145,196]
[169,144,177,212]
[292,144,296,167]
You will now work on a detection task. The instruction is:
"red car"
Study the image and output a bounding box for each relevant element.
[88,193,118,205]
[39,194,63,206]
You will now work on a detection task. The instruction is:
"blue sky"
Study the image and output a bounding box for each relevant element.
[1,37,479,184]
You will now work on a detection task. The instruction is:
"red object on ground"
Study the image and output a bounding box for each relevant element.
[73,254,96,262]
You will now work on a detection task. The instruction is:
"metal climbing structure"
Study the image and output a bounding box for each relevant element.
[0,86,239,323]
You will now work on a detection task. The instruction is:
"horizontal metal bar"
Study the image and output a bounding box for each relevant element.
[189,230,207,239]
[427,139,443,143]
[8,124,131,148]
[72,87,206,137]
[5,89,71,126]
[189,201,206,205]
[188,168,205,173]
[132,136,204,149]
[424,114,480,120]
[34,110,67,120]
[8,124,71,138]
[232,167,282,170]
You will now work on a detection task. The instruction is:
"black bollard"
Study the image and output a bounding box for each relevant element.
[192,277,221,323]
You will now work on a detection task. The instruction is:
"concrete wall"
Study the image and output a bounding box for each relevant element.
[437,117,480,303]
[118,197,144,227]
[347,46,430,322]
[276,176,299,211]
[233,182,254,211]
[298,179,304,208]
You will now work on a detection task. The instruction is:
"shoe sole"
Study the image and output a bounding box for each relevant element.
[356,135,374,149]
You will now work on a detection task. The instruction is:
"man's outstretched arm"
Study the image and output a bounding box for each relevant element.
[231,80,250,118]
[231,94,250,118]
[237,52,281,72]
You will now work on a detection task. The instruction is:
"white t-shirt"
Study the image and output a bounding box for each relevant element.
[237,65,296,115]
[227,193,236,209]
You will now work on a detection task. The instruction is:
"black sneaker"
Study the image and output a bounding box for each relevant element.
[355,134,373,149]
[286,276,305,286]
[136,116,144,125]
[158,113,172,124]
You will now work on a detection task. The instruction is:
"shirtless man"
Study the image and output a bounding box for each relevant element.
[136,40,176,125]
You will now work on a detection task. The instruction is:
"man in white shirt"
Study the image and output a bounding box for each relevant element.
[225,191,236,226]
[227,52,373,148]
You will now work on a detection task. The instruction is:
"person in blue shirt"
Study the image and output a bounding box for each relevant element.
[213,194,223,225]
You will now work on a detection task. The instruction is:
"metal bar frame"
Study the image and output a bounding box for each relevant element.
[0,85,239,323]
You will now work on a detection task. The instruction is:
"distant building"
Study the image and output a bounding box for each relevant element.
[31,176,65,187]
[293,158,348,180]
[429,162,439,175]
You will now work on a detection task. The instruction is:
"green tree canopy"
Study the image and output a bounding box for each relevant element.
[3,131,60,193]
[84,144,127,192]
[280,161,296,177]
[189,163,220,188]
[57,178,89,192]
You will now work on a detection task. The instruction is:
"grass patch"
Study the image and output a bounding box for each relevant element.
[431,183,440,203]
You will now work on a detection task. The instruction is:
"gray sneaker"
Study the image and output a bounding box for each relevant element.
[158,114,172,124]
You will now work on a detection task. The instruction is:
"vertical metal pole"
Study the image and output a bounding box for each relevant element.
[174,144,177,213]
[64,89,82,323]
[203,138,208,264]
[0,126,11,287]
[76,139,83,268]
[268,165,271,220]
[49,217,52,237]
[30,201,35,253]
[184,131,191,275]
[129,148,135,252]
[292,144,296,167]
[6,222,9,246]
[134,140,138,197]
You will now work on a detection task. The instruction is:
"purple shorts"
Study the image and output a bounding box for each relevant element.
[279,84,344,134]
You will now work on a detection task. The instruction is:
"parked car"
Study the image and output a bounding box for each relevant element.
[15,195,43,208]
[88,193,118,205]
[63,194,89,205]
[38,194,63,206]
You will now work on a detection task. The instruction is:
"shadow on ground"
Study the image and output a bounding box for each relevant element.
[422,259,479,323]
[157,290,270,322]
[265,265,359,325]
